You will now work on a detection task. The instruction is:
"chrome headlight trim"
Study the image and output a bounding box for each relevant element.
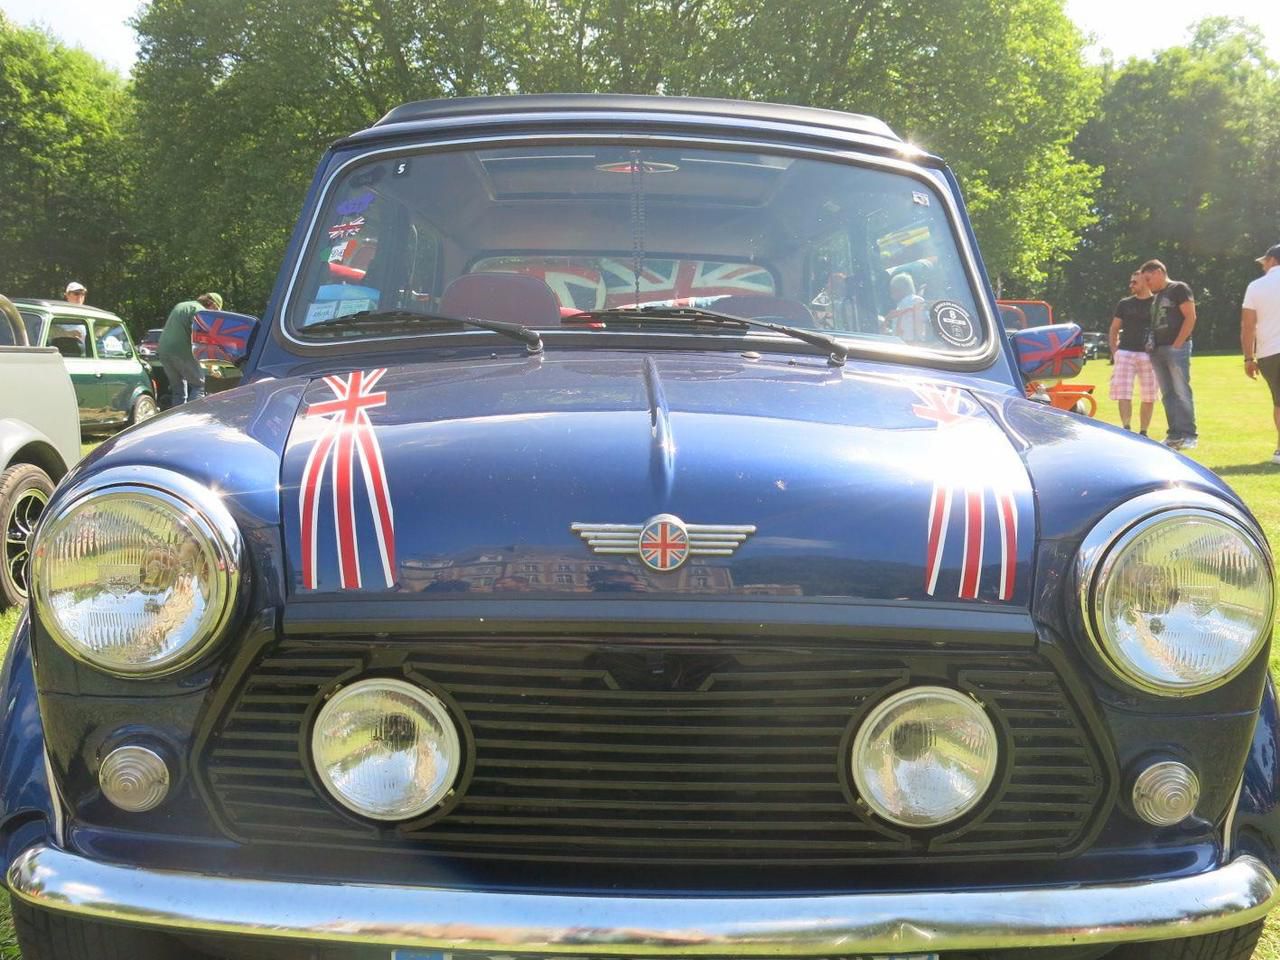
[31,467,242,677]
[1076,489,1274,697]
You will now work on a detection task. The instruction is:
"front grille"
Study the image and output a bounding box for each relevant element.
[201,640,1108,866]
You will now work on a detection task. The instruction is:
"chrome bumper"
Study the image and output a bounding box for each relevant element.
[7,843,1278,954]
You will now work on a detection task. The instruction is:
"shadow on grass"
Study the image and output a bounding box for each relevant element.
[1214,463,1280,477]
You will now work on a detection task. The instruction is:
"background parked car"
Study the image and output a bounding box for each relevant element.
[137,326,162,358]
[1082,330,1111,361]
[11,299,159,432]
[0,295,79,608]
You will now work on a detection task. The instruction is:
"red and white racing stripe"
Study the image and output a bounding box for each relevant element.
[299,369,396,590]
[912,384,1018,601]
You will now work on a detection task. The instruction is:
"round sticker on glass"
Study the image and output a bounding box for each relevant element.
[931,300,978,347]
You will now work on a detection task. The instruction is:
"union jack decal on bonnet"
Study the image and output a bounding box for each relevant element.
[299,369,396,590]
[911,384,1018,601]
[572,514,756,572]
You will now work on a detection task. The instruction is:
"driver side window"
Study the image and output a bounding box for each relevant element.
[94,320,131,358]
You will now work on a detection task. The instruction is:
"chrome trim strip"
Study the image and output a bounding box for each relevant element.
[40,749,64,846]
[8,844,1278,953]
[1224,775,1245,858]
[274,130,1003,371]
[1075,489,1275,697]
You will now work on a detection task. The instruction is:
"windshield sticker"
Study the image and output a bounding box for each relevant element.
[931,300,978,347]
[912,191,930,206]
[336,190,376,215]
[911,384,1018,602]
[328,240,356,263]
[328,217,364,240]
[393,158,411,177]
[334,298,374,318]
[304,301,338,325]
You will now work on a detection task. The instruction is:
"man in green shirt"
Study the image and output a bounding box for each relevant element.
[158,292,222,405]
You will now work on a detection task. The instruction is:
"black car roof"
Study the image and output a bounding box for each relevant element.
[342,94,921,158]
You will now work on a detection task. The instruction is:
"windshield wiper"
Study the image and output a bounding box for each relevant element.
[573,305,847,366]
[305,309,543,354]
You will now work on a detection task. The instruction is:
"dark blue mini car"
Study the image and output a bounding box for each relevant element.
[2,95,1276,960]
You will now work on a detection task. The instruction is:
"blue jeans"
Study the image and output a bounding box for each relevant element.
[159,355,206,405]
[1151,342,1196,440]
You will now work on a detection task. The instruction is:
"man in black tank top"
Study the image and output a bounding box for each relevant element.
[1108,271,1158,435]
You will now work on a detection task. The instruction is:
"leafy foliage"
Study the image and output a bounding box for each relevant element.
[1047,19,1280,344]
[0,15,133,308]
[2,4,1276,342]
[125,0,1102,315]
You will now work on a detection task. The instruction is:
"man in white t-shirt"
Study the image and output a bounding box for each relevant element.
[1241,243,1280,464]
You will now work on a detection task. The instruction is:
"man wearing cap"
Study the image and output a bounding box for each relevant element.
[158,292,223,405]
[1242,244,1280,465]
[1138,259,1198,450]
[64,282,87,305]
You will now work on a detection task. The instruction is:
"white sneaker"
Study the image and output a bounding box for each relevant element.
[1179,437,1198,450]
[1271,451,1280,465]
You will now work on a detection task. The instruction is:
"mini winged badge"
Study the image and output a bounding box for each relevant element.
[571,514,756,572]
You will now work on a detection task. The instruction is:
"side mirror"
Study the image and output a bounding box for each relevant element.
[193,310,259,366]
[1010,323,1085,381]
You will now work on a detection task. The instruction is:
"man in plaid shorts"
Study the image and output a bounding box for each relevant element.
[1108,271,1159,435]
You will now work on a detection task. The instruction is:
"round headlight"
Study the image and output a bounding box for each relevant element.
[311,678,462,821]
[31,476,241,677]
[1082,505,1273,696]
[851,686,998,828]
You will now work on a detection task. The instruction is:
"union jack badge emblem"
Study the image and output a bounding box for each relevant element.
[571,514,756,572]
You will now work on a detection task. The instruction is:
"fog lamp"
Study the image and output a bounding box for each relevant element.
[99,745,170,812]
[311,678,461,821]
[851,686,998,827]
[1132,761,1199,826]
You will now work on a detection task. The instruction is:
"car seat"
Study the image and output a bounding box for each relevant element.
[440,273,562,326]
[51,336,85,358]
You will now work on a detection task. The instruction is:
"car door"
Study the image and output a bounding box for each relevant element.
[47,317,100,428]
[92,318,145,425]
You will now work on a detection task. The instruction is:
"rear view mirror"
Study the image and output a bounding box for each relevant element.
[1010,323,1085,382]
[193,310,259,365]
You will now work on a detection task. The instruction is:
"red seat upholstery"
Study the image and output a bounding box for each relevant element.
[440,273,562,326]
[711,295,813,325]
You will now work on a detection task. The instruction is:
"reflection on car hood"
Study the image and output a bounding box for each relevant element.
[278,351,1034,604]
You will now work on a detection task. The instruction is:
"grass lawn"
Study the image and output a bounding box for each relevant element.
[0,358,1276,957]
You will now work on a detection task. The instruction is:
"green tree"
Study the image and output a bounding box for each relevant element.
[0,15,134,313]
[1049,19,1279,344]
[131,0,1103,311]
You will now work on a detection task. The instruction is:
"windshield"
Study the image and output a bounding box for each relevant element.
[18,311,45,345]
[286,144,990,359]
